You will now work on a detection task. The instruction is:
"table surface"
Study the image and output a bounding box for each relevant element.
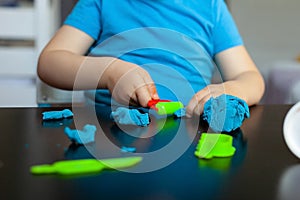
[0,104,299,200]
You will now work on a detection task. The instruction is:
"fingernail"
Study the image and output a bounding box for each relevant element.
[153,94,159,100]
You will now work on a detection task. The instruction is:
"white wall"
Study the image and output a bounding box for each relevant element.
[0,0,61,107]
[229,0,300,71]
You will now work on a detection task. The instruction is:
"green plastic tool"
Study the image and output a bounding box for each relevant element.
[194,133,236,159]
[30,156,143,175]
[155,101,184,115]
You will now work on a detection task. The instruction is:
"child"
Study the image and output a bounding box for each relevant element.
[37,0,265,118]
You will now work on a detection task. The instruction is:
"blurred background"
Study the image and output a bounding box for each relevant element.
[0,0,299,107]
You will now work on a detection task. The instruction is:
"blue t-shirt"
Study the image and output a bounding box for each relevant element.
[64,0,243,105]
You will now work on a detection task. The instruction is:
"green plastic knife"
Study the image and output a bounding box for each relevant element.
[155,101,184,115]
[30,156,142,175]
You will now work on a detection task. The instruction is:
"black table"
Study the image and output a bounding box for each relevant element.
[0,105,299,200]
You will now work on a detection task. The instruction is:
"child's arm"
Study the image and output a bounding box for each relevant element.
[185,45,265,117]
[37,25,158,107]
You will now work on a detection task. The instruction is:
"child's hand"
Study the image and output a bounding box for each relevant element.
[103,59,159,107]
[185,84,225,118]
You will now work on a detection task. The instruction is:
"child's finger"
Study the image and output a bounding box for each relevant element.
[135,85,153,107]
[186,92,204,117]
[141,73,159,100]
[148,83,159,100]
[191,94,211,117]
[186,88,210,117]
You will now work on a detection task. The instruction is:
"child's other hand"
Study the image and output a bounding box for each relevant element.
[185,84,225,118]
[103,59,159,107]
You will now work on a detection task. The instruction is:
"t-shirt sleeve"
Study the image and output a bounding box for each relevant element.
[64,0,102,40]
[212,0,243,55]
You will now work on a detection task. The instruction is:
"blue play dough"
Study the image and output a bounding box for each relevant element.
[202,94,250,132]
[42,109,73,120]
[110,107,150,127]
[64,124,97,144]
[174,108,186,118]
[121,146,136,153]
